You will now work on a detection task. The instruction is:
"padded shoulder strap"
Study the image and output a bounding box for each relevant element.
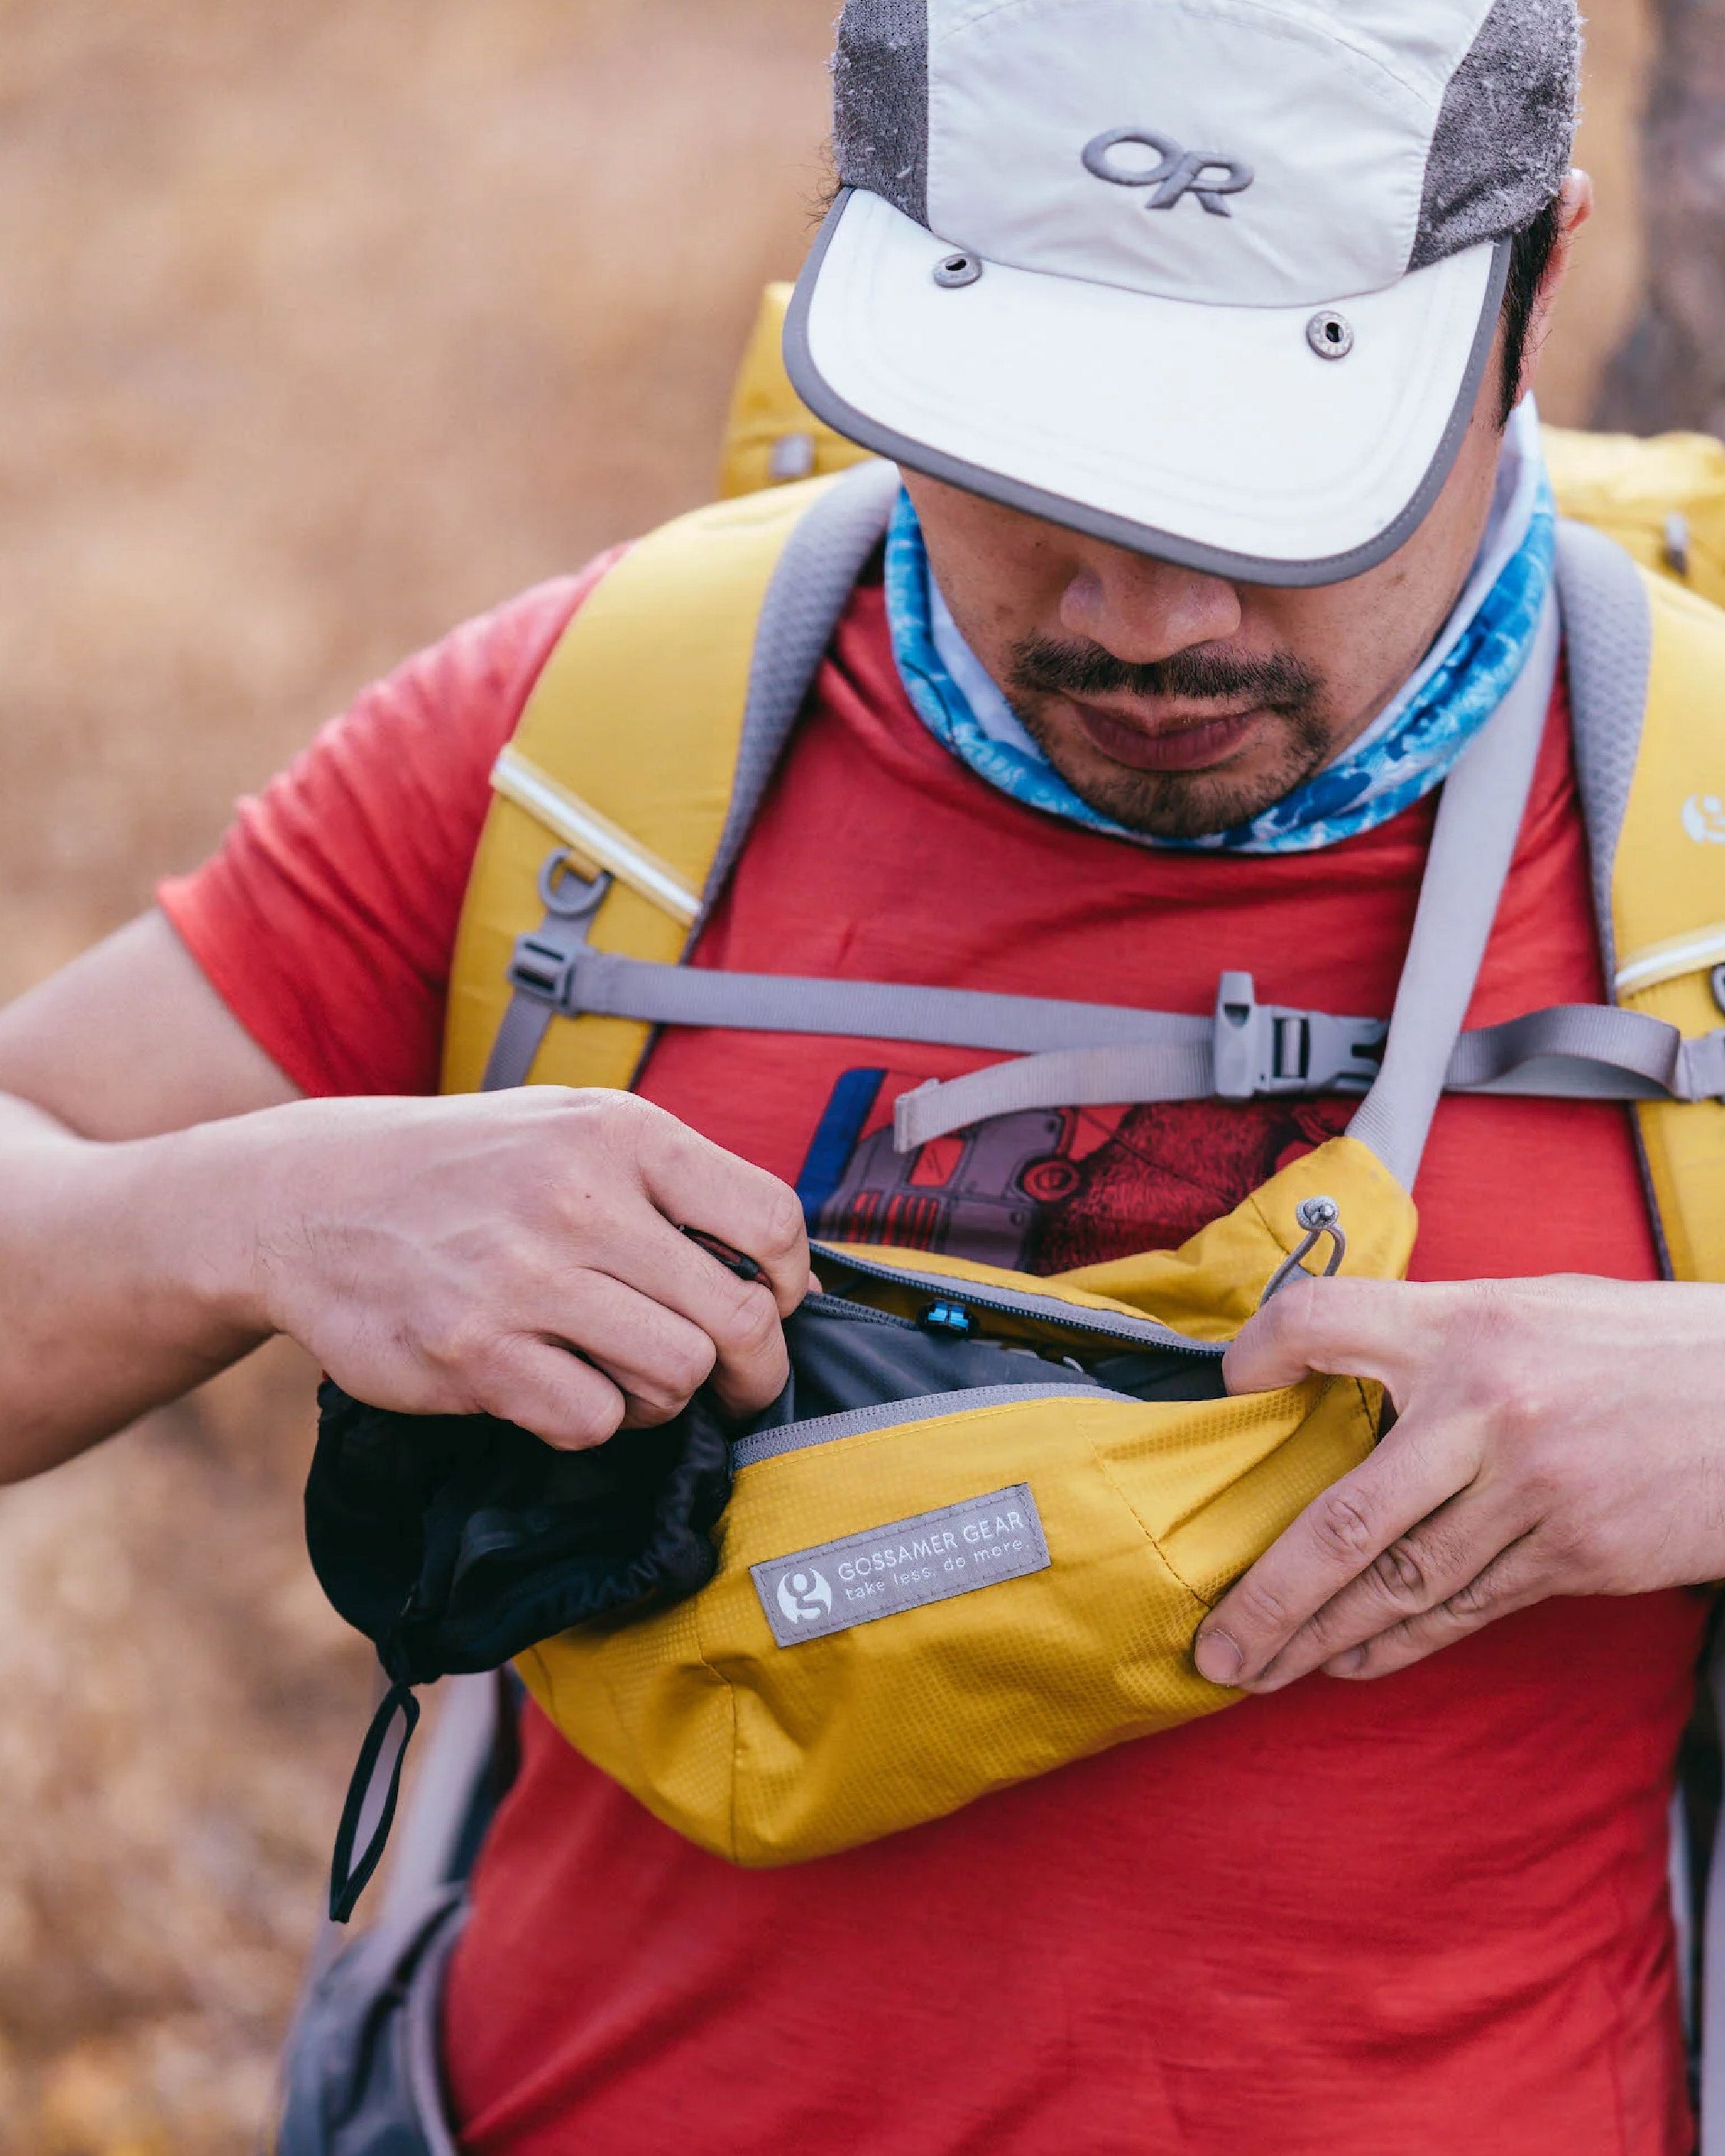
[441,459,898,1095]
[1599,554,1725,1280]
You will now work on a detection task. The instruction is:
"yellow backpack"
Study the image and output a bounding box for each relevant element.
[432,288,1725,1867]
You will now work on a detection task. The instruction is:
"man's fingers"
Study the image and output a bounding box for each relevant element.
[1223,1274,1445,1402]
[1320,1533,1547,1682]
[636,1116,811,1317]
[1192,1408,1482,1686]
[1230,1484,1530,1693]
[592,1214,792,1417]
[468,1339,629,1452]
[522,1267,727,1428]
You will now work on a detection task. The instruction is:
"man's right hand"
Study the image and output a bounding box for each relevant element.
[241,1087,813,1448]
[0,909,812,1478]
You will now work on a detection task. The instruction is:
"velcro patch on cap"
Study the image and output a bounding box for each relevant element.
[751,1486,1050,1648]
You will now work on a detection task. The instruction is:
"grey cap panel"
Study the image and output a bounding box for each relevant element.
[833,0,930,230]
[785,193,1512,590]
[1411,0,1579,271]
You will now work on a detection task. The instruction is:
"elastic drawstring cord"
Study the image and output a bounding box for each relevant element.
[327,1675,422,1923]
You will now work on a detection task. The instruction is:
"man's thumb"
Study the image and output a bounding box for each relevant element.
[1223,1274,1417,1398]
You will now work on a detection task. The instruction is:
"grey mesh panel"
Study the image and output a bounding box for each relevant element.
[1556,518,1654,989]
[695,458,901,935]
[1347,592,1559,1188]
[833,0,929,228]
[1411,0,1579,270]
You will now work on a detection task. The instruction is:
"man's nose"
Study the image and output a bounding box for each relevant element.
[1057,547,1244,666]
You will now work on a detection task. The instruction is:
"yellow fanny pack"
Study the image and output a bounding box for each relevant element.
[519,1139,1401,1865]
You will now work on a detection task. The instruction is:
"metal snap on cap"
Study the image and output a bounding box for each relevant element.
[932,251,983,289]
[1306,310,1354,360]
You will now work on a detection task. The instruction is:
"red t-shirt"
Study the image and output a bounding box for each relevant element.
[163,556,1701,2155]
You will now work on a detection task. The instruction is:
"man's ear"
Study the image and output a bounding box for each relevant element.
[1516,169,1595,406]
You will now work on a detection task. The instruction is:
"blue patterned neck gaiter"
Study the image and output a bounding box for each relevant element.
[885,402,1557,856]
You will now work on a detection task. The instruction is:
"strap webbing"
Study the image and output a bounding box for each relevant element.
[892,1000,1703,1150]
[1346,591,1559,1188]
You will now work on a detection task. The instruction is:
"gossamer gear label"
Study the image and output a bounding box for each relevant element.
[751,1485,1050,1648]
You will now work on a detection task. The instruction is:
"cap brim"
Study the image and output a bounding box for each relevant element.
[786,189,1509,589]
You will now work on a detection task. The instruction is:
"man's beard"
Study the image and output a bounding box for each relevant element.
[1007,635,1333,840]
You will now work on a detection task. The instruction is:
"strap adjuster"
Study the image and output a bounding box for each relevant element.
[505,853,613,1011]
[1213,971,1385,1100]
[508,932,582,1006]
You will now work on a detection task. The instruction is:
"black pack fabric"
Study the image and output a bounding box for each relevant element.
[307,1381,733,1691]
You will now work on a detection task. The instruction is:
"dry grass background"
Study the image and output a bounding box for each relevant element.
[0,2,1665,2148]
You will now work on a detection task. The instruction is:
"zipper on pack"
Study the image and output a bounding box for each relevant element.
[810,1243,1224,1361]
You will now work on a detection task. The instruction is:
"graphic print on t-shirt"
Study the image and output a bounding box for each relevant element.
[796,1066,1353,1273]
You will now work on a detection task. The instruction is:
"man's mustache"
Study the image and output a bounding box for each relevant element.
[1007,634,1323,713]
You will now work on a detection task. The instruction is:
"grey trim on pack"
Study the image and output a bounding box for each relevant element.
[1410,0,1579,271]
[832,0,929,230]
[731,1382,1106,1468]
[1558,519,1655,991]
[1347,590,1560,1190]
[784,192,1512,591]
[693,458,902,936]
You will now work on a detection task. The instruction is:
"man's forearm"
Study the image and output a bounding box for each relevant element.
[0,1090,271,1481]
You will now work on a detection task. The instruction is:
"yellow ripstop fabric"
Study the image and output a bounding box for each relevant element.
[1612,574,1725,1282]
[716,284,876,501]
[440,472,851,1096]
[517,1139,1408,1865]
[1544,424,1725,606]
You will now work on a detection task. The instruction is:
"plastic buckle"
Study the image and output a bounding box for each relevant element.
[1212,971,1385,1101]
[505,853,613,1011]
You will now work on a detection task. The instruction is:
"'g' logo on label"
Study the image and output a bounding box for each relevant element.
[1682,794,1725,845]
[775,1568,833,1625]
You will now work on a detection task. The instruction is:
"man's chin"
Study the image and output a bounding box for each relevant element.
[1043,755,1306,840]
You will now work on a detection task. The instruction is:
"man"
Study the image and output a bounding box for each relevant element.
[0,0,1717,2148]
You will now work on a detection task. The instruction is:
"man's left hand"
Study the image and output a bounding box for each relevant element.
[1191,1274,1725,1693]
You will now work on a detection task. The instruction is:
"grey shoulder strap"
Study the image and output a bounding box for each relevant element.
[1556,518,1654,990]
[1346,589,1560,1190]
[482,460,899,1091]
[695,457,902,936]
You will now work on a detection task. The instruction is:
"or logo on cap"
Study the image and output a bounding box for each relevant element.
[1683,794,1725,846]
[1082,128,1254,219]
[775,1568,834,1625]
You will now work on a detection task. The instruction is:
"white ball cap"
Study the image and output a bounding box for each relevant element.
[788,0,1579,583]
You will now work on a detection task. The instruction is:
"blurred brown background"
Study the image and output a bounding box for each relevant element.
[0,1,1689,2147]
